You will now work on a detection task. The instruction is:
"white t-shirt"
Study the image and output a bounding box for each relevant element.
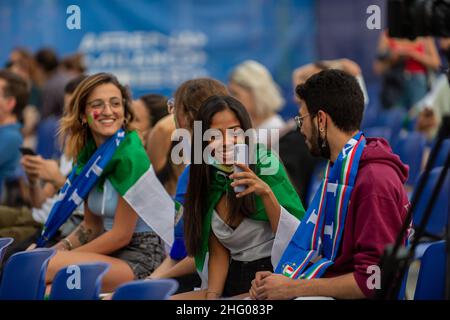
[31,154,84,223]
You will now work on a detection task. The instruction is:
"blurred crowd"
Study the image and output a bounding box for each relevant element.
[0,30,449,300]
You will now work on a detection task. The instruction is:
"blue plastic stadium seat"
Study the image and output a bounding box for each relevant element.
[112,279,179,300]
[0,248,56,300]
[412,166,449,237]
[0,237,14,265]
[414,241,446,300]
[376,108,407,132]
[36,116,61,159]
[432,139,450,169]
[364,126,393,142]
[393,131,427,186]
[49,262,110,300]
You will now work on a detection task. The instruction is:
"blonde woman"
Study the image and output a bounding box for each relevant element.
[36,73,166,292]
[228,60,285,146]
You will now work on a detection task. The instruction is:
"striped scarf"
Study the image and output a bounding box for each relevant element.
[275,131,366,279]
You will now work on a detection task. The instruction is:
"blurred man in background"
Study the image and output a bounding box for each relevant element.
[0,70,28,198]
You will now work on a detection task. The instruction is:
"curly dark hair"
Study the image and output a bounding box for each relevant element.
[295,69,364,133]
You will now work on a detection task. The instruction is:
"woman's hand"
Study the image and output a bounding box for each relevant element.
[230,163,271,198]
[231,163,281,232]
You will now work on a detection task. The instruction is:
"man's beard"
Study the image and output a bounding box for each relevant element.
[306,125,331,159]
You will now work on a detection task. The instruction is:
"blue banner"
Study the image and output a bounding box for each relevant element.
[0,0,316,119]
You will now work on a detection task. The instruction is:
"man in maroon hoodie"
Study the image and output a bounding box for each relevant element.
[250,69,409,299]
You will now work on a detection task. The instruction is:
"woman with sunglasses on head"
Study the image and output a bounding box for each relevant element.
[35,73,169,292]
[172,95,305,299]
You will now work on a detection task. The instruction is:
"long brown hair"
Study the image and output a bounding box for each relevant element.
[184,95,256,256]
[58,72,135,160]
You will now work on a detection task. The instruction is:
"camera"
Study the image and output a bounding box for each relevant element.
[388,0,450,39]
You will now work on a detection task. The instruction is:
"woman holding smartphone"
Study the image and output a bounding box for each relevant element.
[177,95,305,299]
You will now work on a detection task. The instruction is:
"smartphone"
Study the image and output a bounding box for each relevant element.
[19,147,37,156]
[233,143,248,193]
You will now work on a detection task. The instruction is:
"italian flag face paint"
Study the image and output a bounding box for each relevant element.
[87,111,100,125]
[87,114,94,125]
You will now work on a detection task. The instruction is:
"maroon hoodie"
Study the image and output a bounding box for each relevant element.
[323,138,410,298]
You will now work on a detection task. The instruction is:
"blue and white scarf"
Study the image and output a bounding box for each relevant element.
[275,131,366,279]
[36,129,126,247]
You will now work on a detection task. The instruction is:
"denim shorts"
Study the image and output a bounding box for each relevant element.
[110,231,166,279]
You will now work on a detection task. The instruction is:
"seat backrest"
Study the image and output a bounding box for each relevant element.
[36,116,61,159]
[364,126,393,142]
[49,262,110,300]
[412,166,449,237]
[112,279,179,300]
[374,108,406,143]
[0,248,56,300]
[393,131,426,186]
[414,241,446,300]
[432,138,450,169]
[382,108,406,132]
[0,238,14,264]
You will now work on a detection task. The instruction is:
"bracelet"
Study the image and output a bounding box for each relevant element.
[61,238,73,251]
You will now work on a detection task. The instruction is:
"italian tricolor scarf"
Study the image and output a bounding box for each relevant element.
[37,129,174,247]
[275,131,366,279]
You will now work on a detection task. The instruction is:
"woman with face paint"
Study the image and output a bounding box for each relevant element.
[172,95,305,299]
[37,73,168,292]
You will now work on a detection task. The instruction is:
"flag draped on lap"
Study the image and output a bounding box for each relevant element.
[195,144,305,274]
[275,132,366,279]
[37,129,174,247]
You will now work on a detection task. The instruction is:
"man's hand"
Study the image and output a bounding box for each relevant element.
[21,155,41,185]
[21,155,64,187]
[250,272,297,300]
[416,108,438,133]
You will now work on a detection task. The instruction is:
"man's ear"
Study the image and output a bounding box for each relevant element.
[317,110,326,127]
